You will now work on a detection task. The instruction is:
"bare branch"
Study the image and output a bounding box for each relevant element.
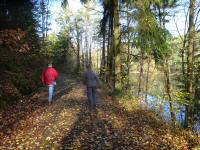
[83,5,103,13]
[183,4,189,36]
[173,16,184,42]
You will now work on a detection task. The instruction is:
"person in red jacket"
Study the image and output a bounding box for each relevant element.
[42,63,58,104]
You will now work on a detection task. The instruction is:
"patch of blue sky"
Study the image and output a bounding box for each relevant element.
[49,0,199,37]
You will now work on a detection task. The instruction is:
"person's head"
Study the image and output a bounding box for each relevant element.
[86,64,91,70]
[48,63,52,67]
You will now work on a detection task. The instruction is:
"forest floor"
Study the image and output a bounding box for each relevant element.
[0,74,199,149]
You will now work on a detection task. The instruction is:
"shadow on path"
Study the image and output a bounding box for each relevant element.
[60,90,168,150]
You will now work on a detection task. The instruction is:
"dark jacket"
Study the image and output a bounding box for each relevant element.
[83,70,100,87]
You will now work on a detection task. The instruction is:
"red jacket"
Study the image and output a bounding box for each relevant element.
[42,67,58,85]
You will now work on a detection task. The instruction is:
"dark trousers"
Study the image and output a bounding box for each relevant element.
[87,87,96,109]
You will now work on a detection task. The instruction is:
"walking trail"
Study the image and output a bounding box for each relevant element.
[0,74,198,149]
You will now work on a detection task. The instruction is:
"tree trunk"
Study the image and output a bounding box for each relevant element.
[164,59,176,126]
[145,57,150,102]
[85,2,89,66]
[112,0,120,91]
[186,0,195,129]
[85,33,89,66]
[77,34,80,73]
[126,4,131,89]
[106,16,111,83]
[108,14,113,88]
[181,35,188,89]
[41,0,45,41]
[100,28,106,78]
[89,38,92,65]
[81,35,85,71]
[159,2,176,126]
[97,42,99,70]
[45,0,49,39]
[138,51,144,97]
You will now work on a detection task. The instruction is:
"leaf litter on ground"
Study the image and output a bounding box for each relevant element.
[0,74,199,149]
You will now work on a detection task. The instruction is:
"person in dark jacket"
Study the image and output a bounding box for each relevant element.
[83,64,101,109]
[42,63,58,104]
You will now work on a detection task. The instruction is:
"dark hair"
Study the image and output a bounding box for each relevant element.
[86,64,91,69]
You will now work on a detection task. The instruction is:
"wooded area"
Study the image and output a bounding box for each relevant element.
[0,0,200,149]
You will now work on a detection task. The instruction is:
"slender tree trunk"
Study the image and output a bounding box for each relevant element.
[181,47,185,83]
[89,38,92,65]
[164,59,176,126]
[138,51,144,96]
[158,2,176,127]
[96,41,99,70]
[126,4,131,89]
[186,0,195,129]
[126,32,130,88]
[85,32,88,65]
[77,35,80,73]
[145,57,150,102]
[106,17,111,83]
[100,28,106,78]
[181,34,188,89]
[41,0,45,41]
[85,2,89,65]
[180,6,189,90]
[108,15,113,87]
[81,35,85,70]
[45,0,49,39]
[99,42,102,73]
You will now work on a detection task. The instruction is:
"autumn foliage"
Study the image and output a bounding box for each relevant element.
[0,76,199,149]
[0,29,29,53]
[0,28,44,108]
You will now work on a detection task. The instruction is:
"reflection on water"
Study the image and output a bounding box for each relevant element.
[144,94,200,133]
[130,71,200,133]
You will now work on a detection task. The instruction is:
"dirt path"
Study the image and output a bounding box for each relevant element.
[0,74,86,149]
[0,74,198,149]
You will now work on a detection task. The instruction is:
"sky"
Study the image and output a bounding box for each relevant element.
[165,0,189,37]
[49,0,191,37]
[49,0,84,33]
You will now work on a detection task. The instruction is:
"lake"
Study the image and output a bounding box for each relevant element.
[144,94,200,133]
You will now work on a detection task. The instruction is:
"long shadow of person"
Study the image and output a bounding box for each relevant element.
[60,92,170,150]
[60,107,115,150]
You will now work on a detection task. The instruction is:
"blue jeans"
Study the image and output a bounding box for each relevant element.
[48,84,54,102]
[87,87,96,109]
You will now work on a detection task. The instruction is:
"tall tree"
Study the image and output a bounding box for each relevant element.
[38,0,51,41]
[74,18,83,73]
[100,1,108,79]
[112,0,120,91]
[155,0,178,126]
[186,0,196,129]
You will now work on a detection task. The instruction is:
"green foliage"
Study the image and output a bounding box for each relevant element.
[40,41,54,57]
[39,30,77,73]
[134,5,172,63]
[173,91,191,106]
[12,75,35,95]
[117,97,140,111]
[108,88,122,97]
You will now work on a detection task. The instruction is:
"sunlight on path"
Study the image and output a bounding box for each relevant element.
[0,76,86,149]
[1,76,198,149]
